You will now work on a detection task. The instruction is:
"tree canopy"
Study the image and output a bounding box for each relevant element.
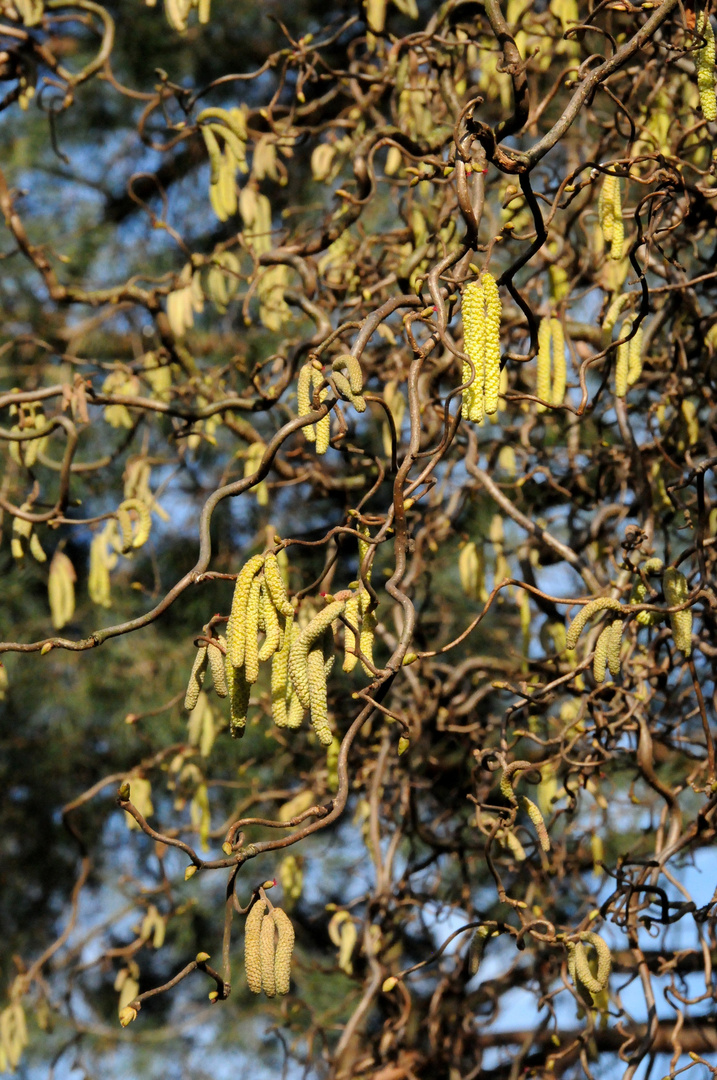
[1,1,717,1078]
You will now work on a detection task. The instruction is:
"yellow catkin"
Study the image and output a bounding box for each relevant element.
[116,506,134,553]
[520,795,550,852]
[615,320,630,398]
[607,618,624,676]
[297,362,315,441]
[580,931,612,989]
[469,926,490,974]
[260,914,277,997]
[570,941,604,996]
[244,575,262,683]
[358,521,373,583]
[272,908,295,995]
[271,614,294,727]
[602,291,630,333]
[263,553,294,616]
[185,645,208,710]
[550,317,566,406]
[593,625,610,684]
[207,640,227,697]
[258,581,282,662]
[244,899,267,993]
[307,646,333,745]
[609,180,623,260]
[566,597,623,650]
[697,14,717,121]
[598,174,617,242]
[226,661,251,737]
[286,689,305,729]
[332,352,363,394]
[226,554,264,669]
[461,279,485,422]
[359,590,376,676]
[343,592,361,673]
[288,600,345,709]
[48,551,75,629]
[663,567,692,655]
[482,273,502,415]
[120,498,152,548]
[627,325,643,386]
[536,317,552,412]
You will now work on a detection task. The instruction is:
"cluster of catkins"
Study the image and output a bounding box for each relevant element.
[244,898,295,998]
[184,536,377,745]
[566,562,693,683]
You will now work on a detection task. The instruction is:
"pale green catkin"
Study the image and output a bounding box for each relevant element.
[244,575,262,683]
[185,646,208,711]
[615,321,630,398]
[272,908,295,995]
[207,640,228,697]
[263,553,294,616]
[607,618,624,677]
[580,931,612,989]
[245,899,267,993]
[663,567,692,655]
[593,625,610,684]
[343,592,361,673]
[226,554,264,668]
[288,600,345,709]
[307,646,333,746]
[260,913,277,997]
[227,661,251,737]
[520,795,550,852]
[271,615,293,727]
[566,597,624,650]
[258,581,282,662]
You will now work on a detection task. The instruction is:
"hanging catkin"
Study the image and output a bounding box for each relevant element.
[272,908,295,995]
[245,899,267,993]
[663,567,692,655]
[566,597,623,650]
[697,13,717,121]
[461,274,502,422]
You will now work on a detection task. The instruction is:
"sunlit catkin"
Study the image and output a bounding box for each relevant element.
[263,552,294,616]
[627,324,643,386]
[271,614,294,727]
[359,590,376,676]
[697,13,717,121]
[461,279,485,422]
[185,645,208,710]
[258,581,282,662]
[260,913,277,997]
[307,646,333,745]
[244,575,262,683]
[536,317,552,412]
[615,321,630,398]
[593,625,610,684]
[226,554,264,668]
[482,273,502,414]
[566,597,623,650]
[550,317,566,406]
[244,899,267,993]
[581,931,612,989]
[663,567,692,655]
[207,640,228,698]
[607,618,624,676]
[227,661,251,737]
[342,592,361,673]
[289,599,345,709]
[272,908,295,995]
